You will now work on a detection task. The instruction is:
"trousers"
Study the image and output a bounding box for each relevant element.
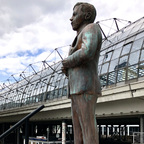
[71,93,99,144]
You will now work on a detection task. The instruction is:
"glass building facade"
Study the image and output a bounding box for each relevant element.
[99,17,144,88]
[0,17,144,110]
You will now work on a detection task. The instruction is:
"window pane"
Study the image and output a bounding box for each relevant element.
[115,41,125,49]
[139,63,144,77]
[62,86,67,96]
[108,71,117,85]
[58,88,62,97]
[98,65,102,75]
[121,43,132,56]
[99,55,104,65]
[129,24,142,35]
[129,50,140,65]
[119,56,128,68]
[140,49,144,62]
[111,48,122,60]
[135,31,144,40]
[117,68,126,82]
[101,63,109,74]
[100,50,107,56]
[127,65,138,80]
[131,38,143,52]
[100,74,107,87]
[103,51,113,62]
[109,59,119,72]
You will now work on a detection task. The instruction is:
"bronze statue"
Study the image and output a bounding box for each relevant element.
[62,2,102,144]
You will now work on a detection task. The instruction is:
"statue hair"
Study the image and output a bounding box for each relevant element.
[73,2,96,23]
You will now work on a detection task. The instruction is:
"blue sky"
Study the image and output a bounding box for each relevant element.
[0,0,144,84]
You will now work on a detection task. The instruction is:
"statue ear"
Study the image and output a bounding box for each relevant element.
[85,12,92,20]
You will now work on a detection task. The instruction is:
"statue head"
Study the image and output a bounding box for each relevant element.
[70,2,96,33]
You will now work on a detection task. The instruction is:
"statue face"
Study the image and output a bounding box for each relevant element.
[70,6,85,32]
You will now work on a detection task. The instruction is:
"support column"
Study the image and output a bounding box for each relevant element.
[62,121,66,144]
[102,126,104,135]
[124,125,127,141]
[119,125,121,140]
[140,116,144,144]
[107,125,109,137]
[47,127,50,141]
[111,125,113,136]
[106,125,108,139]
[99,125,101,143]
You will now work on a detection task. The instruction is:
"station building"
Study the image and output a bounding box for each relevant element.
[0,17,144,144]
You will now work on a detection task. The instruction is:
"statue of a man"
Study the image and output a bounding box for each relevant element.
[62,2,102,144]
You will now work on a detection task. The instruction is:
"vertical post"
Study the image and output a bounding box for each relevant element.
[17,127,20,144]
[62,121,66,144]
[102,126,104,136]
[124,125,127,141]
[140,116,144,144]
[111,125,113,137]
[25,119,29,144]
[127,125,129,136]
[47,127,50,141]
[119,125,121,140]
[31,123,34,137]
[106,125,108,139]
[99,125,101,143]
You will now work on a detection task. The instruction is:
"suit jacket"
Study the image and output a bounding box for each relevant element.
[63,23,102,97]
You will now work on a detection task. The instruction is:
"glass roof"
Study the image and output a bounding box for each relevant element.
[0,17,144,110]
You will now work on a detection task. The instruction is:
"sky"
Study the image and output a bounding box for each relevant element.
[0,0,144,84]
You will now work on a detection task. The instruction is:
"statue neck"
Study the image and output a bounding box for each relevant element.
[77,23,89,35]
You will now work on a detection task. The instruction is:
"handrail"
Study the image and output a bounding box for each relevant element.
[0,105,45,141]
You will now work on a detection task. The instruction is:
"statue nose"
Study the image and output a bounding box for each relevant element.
[70,16,73,21]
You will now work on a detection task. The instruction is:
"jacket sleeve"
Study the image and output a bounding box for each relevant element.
[63,24,102,68]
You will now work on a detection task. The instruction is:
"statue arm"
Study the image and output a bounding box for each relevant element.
[62,24,101,68]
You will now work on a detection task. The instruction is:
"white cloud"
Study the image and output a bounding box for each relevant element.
[0,0,144,82]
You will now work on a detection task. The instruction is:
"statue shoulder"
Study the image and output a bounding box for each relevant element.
[82,23,101,34]
[81,23,102,42]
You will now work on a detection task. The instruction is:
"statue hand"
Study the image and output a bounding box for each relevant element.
[61,66,68,77]
[62,59,68,68]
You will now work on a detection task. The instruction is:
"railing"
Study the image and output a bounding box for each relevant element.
[25,139,73,144]
[0,105,45,144]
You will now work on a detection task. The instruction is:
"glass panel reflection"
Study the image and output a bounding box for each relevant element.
[121,43,132,56]
[108,71,117,85]
[117,68,126,82]
[99,55,104,65]
[135,31,144,40]
[109,59,119,72]
[131,38,143,52]
[101,63,109,74]
[63,86,67,96]
[129,51,140,65]
[119,56,128,68]
[100,74,107,87]
[129,24,142,35]
[103,50,113,62]
[111,48,121,60]
[139,63,144,77]
[127,65,138,80]
[140,49,144,62]
[115,41,125,49]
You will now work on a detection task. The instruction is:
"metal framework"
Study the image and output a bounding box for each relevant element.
[0,17,144,110]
